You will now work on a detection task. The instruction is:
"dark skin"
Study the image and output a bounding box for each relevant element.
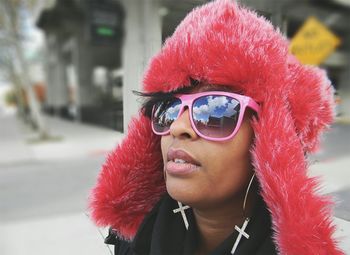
[160,85,258,254]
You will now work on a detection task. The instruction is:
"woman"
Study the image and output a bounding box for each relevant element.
[90,0,343,254]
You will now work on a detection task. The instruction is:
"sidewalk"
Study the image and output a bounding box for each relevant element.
[24,115,124,161]
[310,158,350,252]
[0,110,124,164]
[0,110,349,254]
[1,213,112,255]
[0,110,34,165]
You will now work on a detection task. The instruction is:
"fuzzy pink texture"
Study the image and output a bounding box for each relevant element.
[251,92,341,254]
[286,55,336,153]
[143,0,289,104]
[89,114,165,240]
[89,0,343,253]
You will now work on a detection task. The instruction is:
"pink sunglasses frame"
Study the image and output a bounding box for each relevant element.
[151,91,260,141]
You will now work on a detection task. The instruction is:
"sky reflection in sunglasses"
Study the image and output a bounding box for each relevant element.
[151,91,260,141]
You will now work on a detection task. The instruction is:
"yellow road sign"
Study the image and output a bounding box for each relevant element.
[289,16,341,65]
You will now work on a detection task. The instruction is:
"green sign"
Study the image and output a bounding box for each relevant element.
[97,27,115,37]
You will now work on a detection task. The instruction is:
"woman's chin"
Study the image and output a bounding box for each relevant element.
[166,178,205,206]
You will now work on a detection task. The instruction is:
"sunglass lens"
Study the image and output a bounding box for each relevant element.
[192,96,240,138]
[152,98,182,133]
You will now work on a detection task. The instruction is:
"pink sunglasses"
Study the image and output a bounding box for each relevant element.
[151,91,260,141]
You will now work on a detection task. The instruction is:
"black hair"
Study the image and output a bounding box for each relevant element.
[133,78,200,118]
[133,78,245,118]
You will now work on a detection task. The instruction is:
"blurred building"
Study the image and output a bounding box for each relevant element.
[36,0,350,132]
[37,0,125,130]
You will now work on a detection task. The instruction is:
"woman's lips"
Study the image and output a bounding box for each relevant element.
[166,148,201,176]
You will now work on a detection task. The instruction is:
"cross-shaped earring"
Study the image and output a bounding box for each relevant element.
[173,201,190,230]
[231,173,255,254]
[231,217,250,254]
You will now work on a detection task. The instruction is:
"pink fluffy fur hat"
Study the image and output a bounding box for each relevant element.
[89,0,343,254]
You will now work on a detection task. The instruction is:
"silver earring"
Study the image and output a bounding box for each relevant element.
[173,201,190,230]
[231,173,255,254]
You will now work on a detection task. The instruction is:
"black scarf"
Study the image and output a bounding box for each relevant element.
[129,193,277,255]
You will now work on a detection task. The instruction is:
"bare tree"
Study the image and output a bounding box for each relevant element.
[0,48,27,119]
[0,0,48,138]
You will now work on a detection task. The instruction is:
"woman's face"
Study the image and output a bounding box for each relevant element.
[161,86,255,209]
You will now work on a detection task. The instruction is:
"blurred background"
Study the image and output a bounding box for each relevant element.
[0,0,349,254]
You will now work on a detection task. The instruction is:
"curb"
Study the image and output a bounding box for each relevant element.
[335,116,350,125]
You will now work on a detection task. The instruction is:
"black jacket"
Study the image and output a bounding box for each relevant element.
[105,194,277,255]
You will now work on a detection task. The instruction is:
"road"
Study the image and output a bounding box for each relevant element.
[0,157,104,222]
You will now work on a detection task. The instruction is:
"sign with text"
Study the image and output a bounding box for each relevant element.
[87,1,124,46]
[289,17,341,65]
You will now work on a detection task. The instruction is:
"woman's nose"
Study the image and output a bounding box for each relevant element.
[169,108,198,140]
